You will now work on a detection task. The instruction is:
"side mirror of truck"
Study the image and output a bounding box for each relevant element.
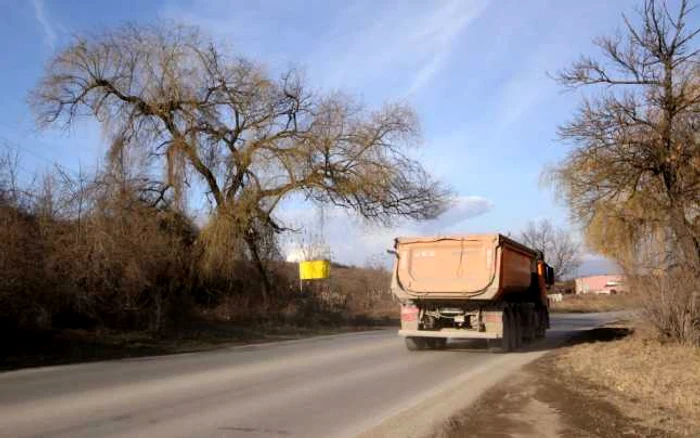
[546,265,555,286]
[386,249,397,256]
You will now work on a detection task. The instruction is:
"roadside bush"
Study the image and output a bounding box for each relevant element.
[1,149,397,352]
[634,272,700,346]
[0,204,51,332]
[0,169,199,335]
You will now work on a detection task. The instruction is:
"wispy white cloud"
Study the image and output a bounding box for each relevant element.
[31,0,57,49]
[418,196,493,233]
[481,2,620,129]
[404,0,488,96]
[163,1,488,97]
[310,0,489,95]
[491,43,565,129]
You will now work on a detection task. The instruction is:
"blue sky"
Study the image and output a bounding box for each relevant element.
[2,0,661,271]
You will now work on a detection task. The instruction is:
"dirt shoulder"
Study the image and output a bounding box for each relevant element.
[434,325,700,438]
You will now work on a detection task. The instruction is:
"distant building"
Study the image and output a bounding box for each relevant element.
[575,275,626,295]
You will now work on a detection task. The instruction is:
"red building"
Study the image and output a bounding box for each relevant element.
[575,275,626,295]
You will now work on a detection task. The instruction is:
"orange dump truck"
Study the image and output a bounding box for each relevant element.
[389,234,554,351]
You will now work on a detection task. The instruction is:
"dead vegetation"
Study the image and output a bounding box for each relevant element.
[29,22,449,303]
[519,219,582,281]
[536,3,700,430]
[0,147,398,369]
[1,322,384,372]
[1,20,446,367]
[550,293,638,313]
[635,272,700,346]
[551,0,700,346]
[436,324,700,438]
[553,323,700,435]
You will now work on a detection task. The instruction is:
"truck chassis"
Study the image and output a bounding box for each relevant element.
[398,301,549,352]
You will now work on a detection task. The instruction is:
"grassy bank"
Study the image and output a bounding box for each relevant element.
[435,322,700,437]
[550,293,637,313]
[2,318,398,372]
[552,324,700,435]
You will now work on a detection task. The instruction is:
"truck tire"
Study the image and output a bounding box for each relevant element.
[535,307,547,339]
[497,310,514,353]
[522,308,535,343]
[405,337,429,351]
[513,310,523,350]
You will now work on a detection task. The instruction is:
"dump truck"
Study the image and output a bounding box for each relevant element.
[389,234,554,352]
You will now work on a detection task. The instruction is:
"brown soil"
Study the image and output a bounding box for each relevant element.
[435,326,699,438]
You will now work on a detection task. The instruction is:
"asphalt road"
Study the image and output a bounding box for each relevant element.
[0,312,626,438]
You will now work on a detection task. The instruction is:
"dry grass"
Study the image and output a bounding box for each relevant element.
[554,324,700,434]
[550,293,637,313]
[436,325,700,437]
[634,272,700,346]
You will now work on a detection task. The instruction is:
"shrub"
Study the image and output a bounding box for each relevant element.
[634,272,700,346]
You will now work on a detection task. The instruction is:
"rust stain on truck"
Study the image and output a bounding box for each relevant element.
[390,234,554,352]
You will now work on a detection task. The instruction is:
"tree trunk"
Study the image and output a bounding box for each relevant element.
[245,235,270,309]
[669,205,700,272]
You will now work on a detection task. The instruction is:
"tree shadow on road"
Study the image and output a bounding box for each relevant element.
[437,326,633,354]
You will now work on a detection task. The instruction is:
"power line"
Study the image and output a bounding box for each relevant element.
[0,137,93,179]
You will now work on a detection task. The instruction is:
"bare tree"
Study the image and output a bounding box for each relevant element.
[551,0,700,270]
[519,219,581,281]
[0,143,32,209]
[30,23,450,301]
[550,0,700,344]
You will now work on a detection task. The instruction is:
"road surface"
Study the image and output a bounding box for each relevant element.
[0,312,625,438]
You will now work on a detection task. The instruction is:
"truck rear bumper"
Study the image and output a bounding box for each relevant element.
[398,329,500,339]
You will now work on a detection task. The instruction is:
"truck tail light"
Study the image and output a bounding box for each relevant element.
[482,313,501,323]
[401,304,419,321]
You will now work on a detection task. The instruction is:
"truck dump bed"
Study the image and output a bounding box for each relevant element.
[391,234,537,301]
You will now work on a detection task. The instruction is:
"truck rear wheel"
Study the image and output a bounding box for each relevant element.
[522,308,535,343]
[535,308,547,339]
[513,310,523,350]
[405,337,429,351]
[498,310,515,353]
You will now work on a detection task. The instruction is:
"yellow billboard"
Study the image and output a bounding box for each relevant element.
[299,259,331,280]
